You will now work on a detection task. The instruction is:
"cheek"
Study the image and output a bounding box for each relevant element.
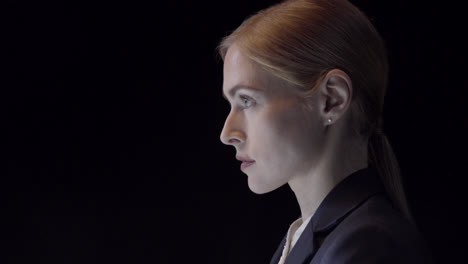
[252,100,321,164]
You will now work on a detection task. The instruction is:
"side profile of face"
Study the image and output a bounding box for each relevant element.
[220,45,328,194]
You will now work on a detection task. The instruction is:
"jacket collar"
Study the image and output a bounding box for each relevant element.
[281,166,386,264]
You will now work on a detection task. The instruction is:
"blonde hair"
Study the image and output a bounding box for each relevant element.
[218,0,413,222]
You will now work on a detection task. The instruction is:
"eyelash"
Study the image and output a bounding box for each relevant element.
[239,95,255,108]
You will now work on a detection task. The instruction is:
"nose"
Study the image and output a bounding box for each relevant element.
[220,110,246,146]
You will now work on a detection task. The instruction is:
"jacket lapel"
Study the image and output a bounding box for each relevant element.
[278,166,386,264]
[269,236,286,264]
[283,220,316,264]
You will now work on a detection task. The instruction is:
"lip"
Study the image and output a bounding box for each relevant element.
[236,155,255,171]
[240,161,255,171]
[236,155,255,163]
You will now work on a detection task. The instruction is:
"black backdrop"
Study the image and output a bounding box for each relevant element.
[4,0,467,263]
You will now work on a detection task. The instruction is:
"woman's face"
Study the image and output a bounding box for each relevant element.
[220,45,327,194]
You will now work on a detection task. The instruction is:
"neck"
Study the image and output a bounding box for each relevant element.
[288,136,368,221]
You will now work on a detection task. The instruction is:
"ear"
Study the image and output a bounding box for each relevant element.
[317,69,353,125]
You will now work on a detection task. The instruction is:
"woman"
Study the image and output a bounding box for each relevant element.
[218,0,433,263]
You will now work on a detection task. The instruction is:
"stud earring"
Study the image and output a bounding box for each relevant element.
[327,118,332,123]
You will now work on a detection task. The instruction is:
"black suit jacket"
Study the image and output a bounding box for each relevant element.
[269,167,434,264]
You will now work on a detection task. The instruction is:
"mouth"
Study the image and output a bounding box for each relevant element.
[236,155,255,171]
[240,161,255,171]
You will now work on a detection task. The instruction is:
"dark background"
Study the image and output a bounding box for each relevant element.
[3,0,467,263]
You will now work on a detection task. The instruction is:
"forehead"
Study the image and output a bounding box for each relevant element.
[222,45,272,97]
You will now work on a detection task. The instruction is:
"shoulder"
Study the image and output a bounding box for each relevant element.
[312,194,434,264]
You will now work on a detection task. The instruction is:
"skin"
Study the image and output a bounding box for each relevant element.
[220,44,368,220]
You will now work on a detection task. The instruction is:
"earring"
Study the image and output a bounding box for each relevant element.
[327,118,332,123]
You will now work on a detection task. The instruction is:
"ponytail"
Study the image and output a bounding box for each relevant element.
[368,128,414,224]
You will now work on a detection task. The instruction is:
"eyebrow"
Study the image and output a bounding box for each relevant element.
[222,84,263,101]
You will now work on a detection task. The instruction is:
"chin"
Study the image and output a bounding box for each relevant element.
[247,176,283,194]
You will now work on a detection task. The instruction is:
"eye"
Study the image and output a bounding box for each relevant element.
[239,95,255,108]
